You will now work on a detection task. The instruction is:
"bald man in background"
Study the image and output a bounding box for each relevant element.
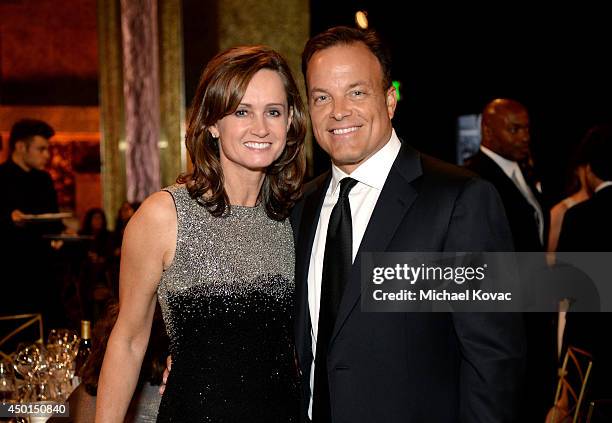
[465,99,556,421]
[465,99,546,252]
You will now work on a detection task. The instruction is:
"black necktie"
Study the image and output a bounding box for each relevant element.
[313,177,358,423]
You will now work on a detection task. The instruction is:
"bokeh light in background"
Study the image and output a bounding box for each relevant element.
[392,81,401,101]
[355,10,368,29]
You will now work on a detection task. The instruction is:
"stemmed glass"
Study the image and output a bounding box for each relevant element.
[46,328,79,400]
[0,358,17,403]
[12,342,49,401]
[47,329,79,357]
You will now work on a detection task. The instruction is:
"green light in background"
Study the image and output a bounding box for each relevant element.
[392,80,401,101]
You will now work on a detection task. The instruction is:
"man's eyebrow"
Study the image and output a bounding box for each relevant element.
[310,81,370,94]
[347,81,369,89]
[309,87,328,94]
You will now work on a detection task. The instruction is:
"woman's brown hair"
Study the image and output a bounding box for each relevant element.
[178,45,306,220]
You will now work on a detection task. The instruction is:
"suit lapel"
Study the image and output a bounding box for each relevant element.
[478,152,547,244]
[330,142,423,344]
[479,152,544,209]
[478,153,525,201]
[295,172,331,360]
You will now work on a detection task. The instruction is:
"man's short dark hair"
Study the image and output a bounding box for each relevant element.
[301,26,393,92]
[8,119,55,152]
[582,124,612,181]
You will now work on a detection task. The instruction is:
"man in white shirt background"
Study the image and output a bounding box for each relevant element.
[465,98,555,421]
[465,98,546,252]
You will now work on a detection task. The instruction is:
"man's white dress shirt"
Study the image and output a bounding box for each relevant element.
[307,130,402,417]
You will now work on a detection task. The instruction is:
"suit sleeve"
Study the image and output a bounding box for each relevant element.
[0,168,16,230]
[443,178,526,423]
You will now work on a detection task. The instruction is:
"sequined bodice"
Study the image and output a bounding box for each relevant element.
[156,185,297,422]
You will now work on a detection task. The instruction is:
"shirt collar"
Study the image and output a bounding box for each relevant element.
[6,158,29,174]
[595,181,612,193]
[329,129,402,195]
[480,144,521,180]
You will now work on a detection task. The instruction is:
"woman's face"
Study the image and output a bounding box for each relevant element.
[91,213,105,232]
[210,69,293,177]
[119,202,134,222]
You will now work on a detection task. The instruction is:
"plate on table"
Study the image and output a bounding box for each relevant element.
[42,234,94,242]
[21,212,72,222]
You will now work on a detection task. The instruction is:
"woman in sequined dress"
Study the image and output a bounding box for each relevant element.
[95,45,306,422]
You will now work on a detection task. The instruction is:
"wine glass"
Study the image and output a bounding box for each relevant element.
[47,328,79,399]
[12,342,46,401]
[13,343,43,380]
[47,329,79,355]
[0,358,17,403]
[48,329,79,371]
[47,342,76,400]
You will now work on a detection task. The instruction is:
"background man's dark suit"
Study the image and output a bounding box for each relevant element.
[465,150,557,421]
[0,158,62,318]
[291,142,526,422]
[464,151,547,252]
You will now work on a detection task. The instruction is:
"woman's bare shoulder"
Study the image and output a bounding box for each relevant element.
[121,191,178,257]
[129,191,176,228]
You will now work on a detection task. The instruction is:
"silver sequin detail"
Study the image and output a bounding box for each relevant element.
[157,184,295,342]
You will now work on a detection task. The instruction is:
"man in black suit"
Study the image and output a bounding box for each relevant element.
[0,119,62,321]
[558,124,612,402]
[292,27,525,423]
[464,100,555,420]
[464,99,546,252]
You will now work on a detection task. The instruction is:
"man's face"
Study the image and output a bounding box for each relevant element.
[485,108,530,162]
[19,136,51,171]
[306,42,397,174]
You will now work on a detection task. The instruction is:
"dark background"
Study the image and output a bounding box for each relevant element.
[2,1,609,205]
[309,2,612,205]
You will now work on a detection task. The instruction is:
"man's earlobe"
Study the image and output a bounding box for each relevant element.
[14,140,25,153]
[483,125,491,140]
[386,86,398,118]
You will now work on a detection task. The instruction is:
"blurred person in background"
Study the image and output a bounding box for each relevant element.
[464,99,555,421]
[558,124,612,250]
[0,119,64,327]
[547,128,595,365]
[557,123,612,407]
[111,201,140,253]
[465,99,547,252]
[0,119,57,227]
[108,201,140,296]
[78,208,113,322]
[548,131,594,253]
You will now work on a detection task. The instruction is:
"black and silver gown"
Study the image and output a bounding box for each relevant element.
[156,185,298,422]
